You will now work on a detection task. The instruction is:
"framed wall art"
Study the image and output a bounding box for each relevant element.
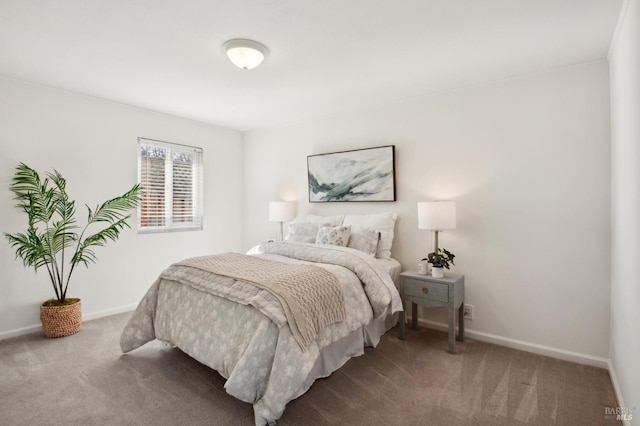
[307,145,396,202]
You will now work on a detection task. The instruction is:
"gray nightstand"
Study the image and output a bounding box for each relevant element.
[399,271,465,354]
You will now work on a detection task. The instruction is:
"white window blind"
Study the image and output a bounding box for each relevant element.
[138,138,203,233]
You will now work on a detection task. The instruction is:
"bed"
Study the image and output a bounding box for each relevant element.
[120,213,403,426]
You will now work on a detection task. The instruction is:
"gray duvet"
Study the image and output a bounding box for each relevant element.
[120,242,403,425]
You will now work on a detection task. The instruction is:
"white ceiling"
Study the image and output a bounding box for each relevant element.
[0,0,623,131]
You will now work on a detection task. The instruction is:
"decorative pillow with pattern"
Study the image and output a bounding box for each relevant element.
[315,225,351,247]
[347,227,380,256]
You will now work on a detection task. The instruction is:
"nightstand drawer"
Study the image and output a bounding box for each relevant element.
[403,278,449,302]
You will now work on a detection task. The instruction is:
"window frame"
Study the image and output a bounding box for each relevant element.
[137,137,203,234]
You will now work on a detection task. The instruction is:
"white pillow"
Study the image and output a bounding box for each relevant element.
[316,225,351,247]
[285,222,319,243]
[343,212,398,259]
[299,214,344,226]
[347,227,380,256]
[375,230,394,259]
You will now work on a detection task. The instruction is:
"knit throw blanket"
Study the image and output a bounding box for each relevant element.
[174,253,347,349]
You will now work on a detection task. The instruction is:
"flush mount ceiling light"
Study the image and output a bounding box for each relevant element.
[222,39,269,70]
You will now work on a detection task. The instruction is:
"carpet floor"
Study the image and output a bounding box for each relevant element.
[0,312,620,425]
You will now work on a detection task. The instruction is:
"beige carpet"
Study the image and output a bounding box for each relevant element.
[0,312,620,425]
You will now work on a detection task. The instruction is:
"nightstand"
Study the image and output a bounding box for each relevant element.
[399,271,465,354]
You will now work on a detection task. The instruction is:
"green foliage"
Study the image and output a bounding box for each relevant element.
[423,248,456,269]
[4,163,141,302]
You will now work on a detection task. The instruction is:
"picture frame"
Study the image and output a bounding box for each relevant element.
[307,145,396,202]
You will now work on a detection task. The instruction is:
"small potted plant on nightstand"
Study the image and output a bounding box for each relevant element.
[424,248,455,278]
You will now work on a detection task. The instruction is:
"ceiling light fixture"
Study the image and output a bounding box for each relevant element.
[222,39,268,70]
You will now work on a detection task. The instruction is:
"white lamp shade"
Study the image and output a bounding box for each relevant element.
[223,39,268,70]
[418,201,456,230]
[269,201,295,222]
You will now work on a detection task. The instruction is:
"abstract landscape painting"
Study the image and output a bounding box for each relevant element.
[308,145,396,202]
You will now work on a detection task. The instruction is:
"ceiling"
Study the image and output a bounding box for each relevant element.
[0,0,623,131]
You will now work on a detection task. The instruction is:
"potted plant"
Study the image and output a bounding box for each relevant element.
[423,248,455,278]
[4,163,141,337]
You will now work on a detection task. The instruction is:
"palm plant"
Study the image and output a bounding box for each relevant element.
[4,163,141,304]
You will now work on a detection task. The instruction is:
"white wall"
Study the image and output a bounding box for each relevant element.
[244,61,612,363]
[0,77,244,338]
[609,0,640,418]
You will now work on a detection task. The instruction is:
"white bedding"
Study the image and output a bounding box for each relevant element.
[120,242,403,425]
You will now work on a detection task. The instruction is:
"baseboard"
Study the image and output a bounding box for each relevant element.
[416,318,609,369]
[0,304,137,341]
[0,324,43,341]
[607,360,633,426]
[81,304,138,322]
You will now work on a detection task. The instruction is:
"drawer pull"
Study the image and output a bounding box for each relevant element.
[422,287,429,294]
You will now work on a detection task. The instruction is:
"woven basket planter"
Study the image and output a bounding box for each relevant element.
[40,299,82,338]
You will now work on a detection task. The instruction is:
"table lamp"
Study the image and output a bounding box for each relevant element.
[417,201,456,253]
[269,201,295,241]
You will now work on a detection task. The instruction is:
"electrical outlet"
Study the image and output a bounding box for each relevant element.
[463,304,474,320]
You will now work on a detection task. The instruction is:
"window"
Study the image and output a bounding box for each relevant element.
[138,138,203,233]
